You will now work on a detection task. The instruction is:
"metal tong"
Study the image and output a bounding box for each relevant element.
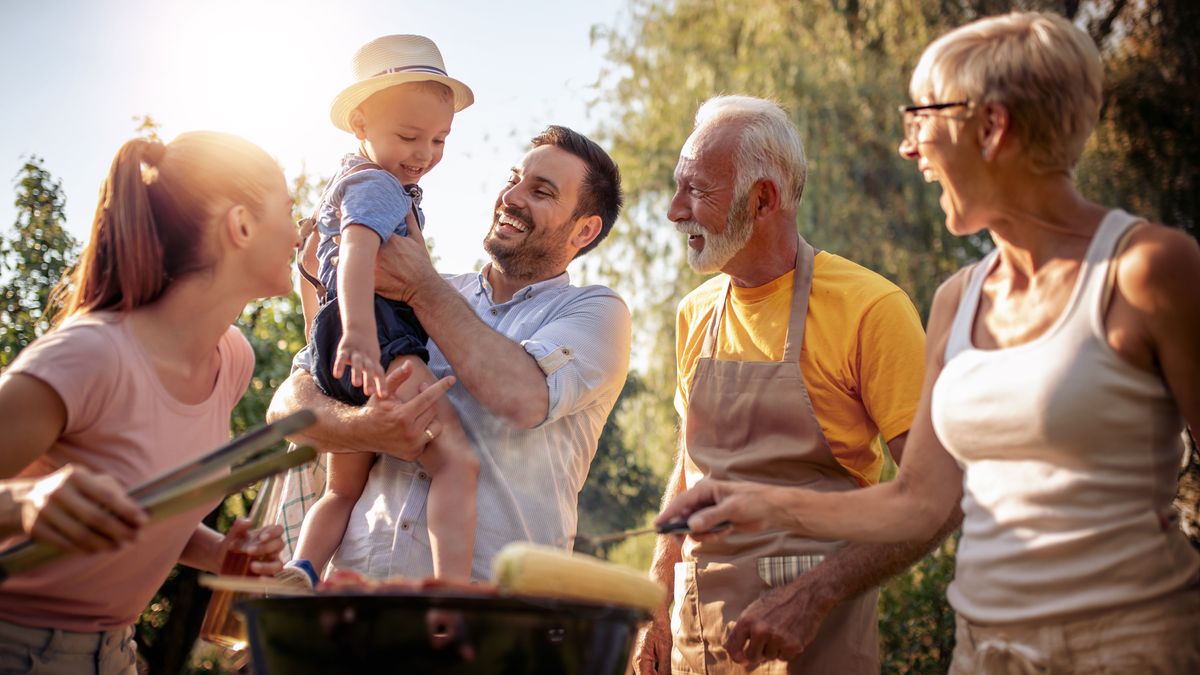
[573,519,733,547]
[0,410,318,582]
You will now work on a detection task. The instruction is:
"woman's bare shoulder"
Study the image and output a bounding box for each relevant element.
[1117,223,1200,302]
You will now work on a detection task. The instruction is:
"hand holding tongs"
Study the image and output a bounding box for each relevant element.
[0,410,319,582]
[573,519,733,547]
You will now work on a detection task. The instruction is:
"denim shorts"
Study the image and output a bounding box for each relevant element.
[310,293,429,406]
[0,619,137,675]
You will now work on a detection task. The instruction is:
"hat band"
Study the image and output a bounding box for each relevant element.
[371,64,448,78]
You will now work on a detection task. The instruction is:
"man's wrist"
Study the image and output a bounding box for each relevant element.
[775,486,813,534]
[328,403,373,453]
[403,272,453,316]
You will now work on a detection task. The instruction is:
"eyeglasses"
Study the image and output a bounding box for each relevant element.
[898,100,972,144]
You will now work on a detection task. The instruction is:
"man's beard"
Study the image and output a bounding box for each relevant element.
[681,188,754,274]
[483,205,573,281]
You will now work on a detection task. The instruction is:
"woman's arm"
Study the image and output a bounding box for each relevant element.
[0,373,65,478]
[0,373,145,550]
[179,520,284,575]
[660,269,971,544]
[1116,225,1200,436]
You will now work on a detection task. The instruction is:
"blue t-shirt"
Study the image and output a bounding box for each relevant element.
[314,153,424,295]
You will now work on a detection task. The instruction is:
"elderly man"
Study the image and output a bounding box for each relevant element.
[268,125,631,581]
[633,96,947,674]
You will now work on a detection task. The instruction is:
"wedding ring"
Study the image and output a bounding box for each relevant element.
[424,427,435,442]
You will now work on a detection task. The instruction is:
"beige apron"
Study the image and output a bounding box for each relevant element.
[671,243,879,675]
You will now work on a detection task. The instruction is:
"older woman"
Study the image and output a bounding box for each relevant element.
[659,11,1200,673]
[0,132,298,673]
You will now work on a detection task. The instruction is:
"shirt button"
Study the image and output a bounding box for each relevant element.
[401,522,411,530]
[417,471,428,480]
[490,308,498,316]
[562,347,573,356]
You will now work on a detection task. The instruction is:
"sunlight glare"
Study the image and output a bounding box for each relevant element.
[149,0,342,170]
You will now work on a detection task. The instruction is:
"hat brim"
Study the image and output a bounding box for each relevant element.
[330,73,475,133]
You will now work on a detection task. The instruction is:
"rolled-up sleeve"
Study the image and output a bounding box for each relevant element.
[519,291,631,426]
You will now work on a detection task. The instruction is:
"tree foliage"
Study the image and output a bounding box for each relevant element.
[0,157,78,366]
[1077,0,1200,238]
[575,373,665,560]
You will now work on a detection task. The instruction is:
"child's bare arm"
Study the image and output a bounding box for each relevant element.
[335,226,386,397]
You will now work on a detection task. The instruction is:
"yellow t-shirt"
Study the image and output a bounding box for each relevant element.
[675,252,925,486]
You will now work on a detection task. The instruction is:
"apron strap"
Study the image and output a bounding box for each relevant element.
[295,160,417,305]
[700,280,730,359]
[700,240,815,363]
[782,241,814,363]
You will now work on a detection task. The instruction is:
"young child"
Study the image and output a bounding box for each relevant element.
[281,35,479,587]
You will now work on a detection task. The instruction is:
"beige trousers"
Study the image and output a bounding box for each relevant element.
[0,619,137,675]
[950,587,1200,674]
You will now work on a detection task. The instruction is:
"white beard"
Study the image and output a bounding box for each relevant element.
[683,192,754,274]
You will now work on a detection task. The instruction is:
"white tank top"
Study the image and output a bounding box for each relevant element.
[932,209,1199,624]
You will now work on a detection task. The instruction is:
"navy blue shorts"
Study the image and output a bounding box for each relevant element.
[309,293,429,407]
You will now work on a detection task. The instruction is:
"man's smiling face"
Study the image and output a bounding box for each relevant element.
[484,144,589,279]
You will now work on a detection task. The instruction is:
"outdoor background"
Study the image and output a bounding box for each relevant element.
[1,0,1197,673]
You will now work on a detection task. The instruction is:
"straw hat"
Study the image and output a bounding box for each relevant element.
[330,34,474,133]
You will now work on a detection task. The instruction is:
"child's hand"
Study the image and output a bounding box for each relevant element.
[333,330,386,398]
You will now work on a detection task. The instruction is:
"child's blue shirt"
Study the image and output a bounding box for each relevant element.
[314,153,425,295]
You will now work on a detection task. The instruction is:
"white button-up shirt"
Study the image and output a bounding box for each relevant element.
[329,267,631,580]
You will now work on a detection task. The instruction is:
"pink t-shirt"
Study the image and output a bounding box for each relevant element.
[0,312,254,631]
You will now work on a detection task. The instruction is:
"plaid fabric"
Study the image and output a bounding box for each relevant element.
[260,447,327,562]
[756,554,826,588]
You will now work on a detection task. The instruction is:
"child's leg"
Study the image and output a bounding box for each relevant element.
[390,355,479,581]
[290,450,375,578]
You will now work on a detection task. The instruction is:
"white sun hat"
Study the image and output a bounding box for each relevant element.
[329,34,474,133]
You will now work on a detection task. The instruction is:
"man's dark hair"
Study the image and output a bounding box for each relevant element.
[530,125,623,258]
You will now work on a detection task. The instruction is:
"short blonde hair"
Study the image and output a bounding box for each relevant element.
[910,11,1102,173]
[694,95,807,212]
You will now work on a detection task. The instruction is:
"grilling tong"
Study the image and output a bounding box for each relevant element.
[0,410,318,582]
[574,519,733,547]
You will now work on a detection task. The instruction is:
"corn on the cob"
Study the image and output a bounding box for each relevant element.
[491,542,666,613]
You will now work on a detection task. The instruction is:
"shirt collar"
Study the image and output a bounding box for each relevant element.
[473,263,570,304]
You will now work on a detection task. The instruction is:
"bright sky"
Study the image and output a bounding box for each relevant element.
[0,0,626,274]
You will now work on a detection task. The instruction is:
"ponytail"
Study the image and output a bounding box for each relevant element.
[53,132,279,322]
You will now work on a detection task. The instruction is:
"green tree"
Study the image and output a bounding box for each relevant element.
[1077,0,1200,238]
[0,157,78,366]
[576,374,664,562]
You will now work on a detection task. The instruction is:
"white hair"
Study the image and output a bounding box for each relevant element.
[693,95,807,212]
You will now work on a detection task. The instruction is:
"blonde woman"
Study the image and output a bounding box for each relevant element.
[660,12,1200,673]
[0,132,298,673]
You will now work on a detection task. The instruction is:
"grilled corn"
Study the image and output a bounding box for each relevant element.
[491,542,666,613]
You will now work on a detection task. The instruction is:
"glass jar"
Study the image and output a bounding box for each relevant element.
[198,474,285,651]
